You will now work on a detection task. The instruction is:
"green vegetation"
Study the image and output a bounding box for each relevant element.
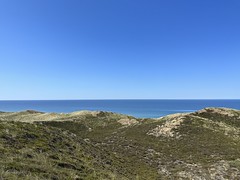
[0,121,120,179]
[0,108,240,179]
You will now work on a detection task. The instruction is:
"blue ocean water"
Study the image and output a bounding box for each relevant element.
[0,100,239,118]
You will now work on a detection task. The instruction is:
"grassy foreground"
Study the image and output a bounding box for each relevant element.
[0,108,240,179]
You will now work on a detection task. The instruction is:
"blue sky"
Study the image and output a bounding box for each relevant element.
[0,0,239,100]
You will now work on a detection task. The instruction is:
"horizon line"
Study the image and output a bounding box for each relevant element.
[0,99,240,101]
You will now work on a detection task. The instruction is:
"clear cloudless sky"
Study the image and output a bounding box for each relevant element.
[0,0,240,100]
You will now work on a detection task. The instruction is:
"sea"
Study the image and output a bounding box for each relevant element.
[0,100,239,118]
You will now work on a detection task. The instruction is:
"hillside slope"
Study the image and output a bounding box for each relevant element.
[1,108,240,179]
[0,121,123,179]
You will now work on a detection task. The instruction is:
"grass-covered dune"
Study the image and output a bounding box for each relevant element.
[1,108,240,179]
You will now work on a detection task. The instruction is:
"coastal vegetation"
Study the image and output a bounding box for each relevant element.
[0,108,240,179]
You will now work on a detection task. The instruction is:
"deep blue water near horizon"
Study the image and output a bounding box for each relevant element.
[0,100,240,118]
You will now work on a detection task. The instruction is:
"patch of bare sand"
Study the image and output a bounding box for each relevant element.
[148,114,187,138]
[118,118,139,126]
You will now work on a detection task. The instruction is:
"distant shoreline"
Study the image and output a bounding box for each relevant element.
[1,100,240,118]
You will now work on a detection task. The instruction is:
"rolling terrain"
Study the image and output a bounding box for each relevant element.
[0,108,240,179]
